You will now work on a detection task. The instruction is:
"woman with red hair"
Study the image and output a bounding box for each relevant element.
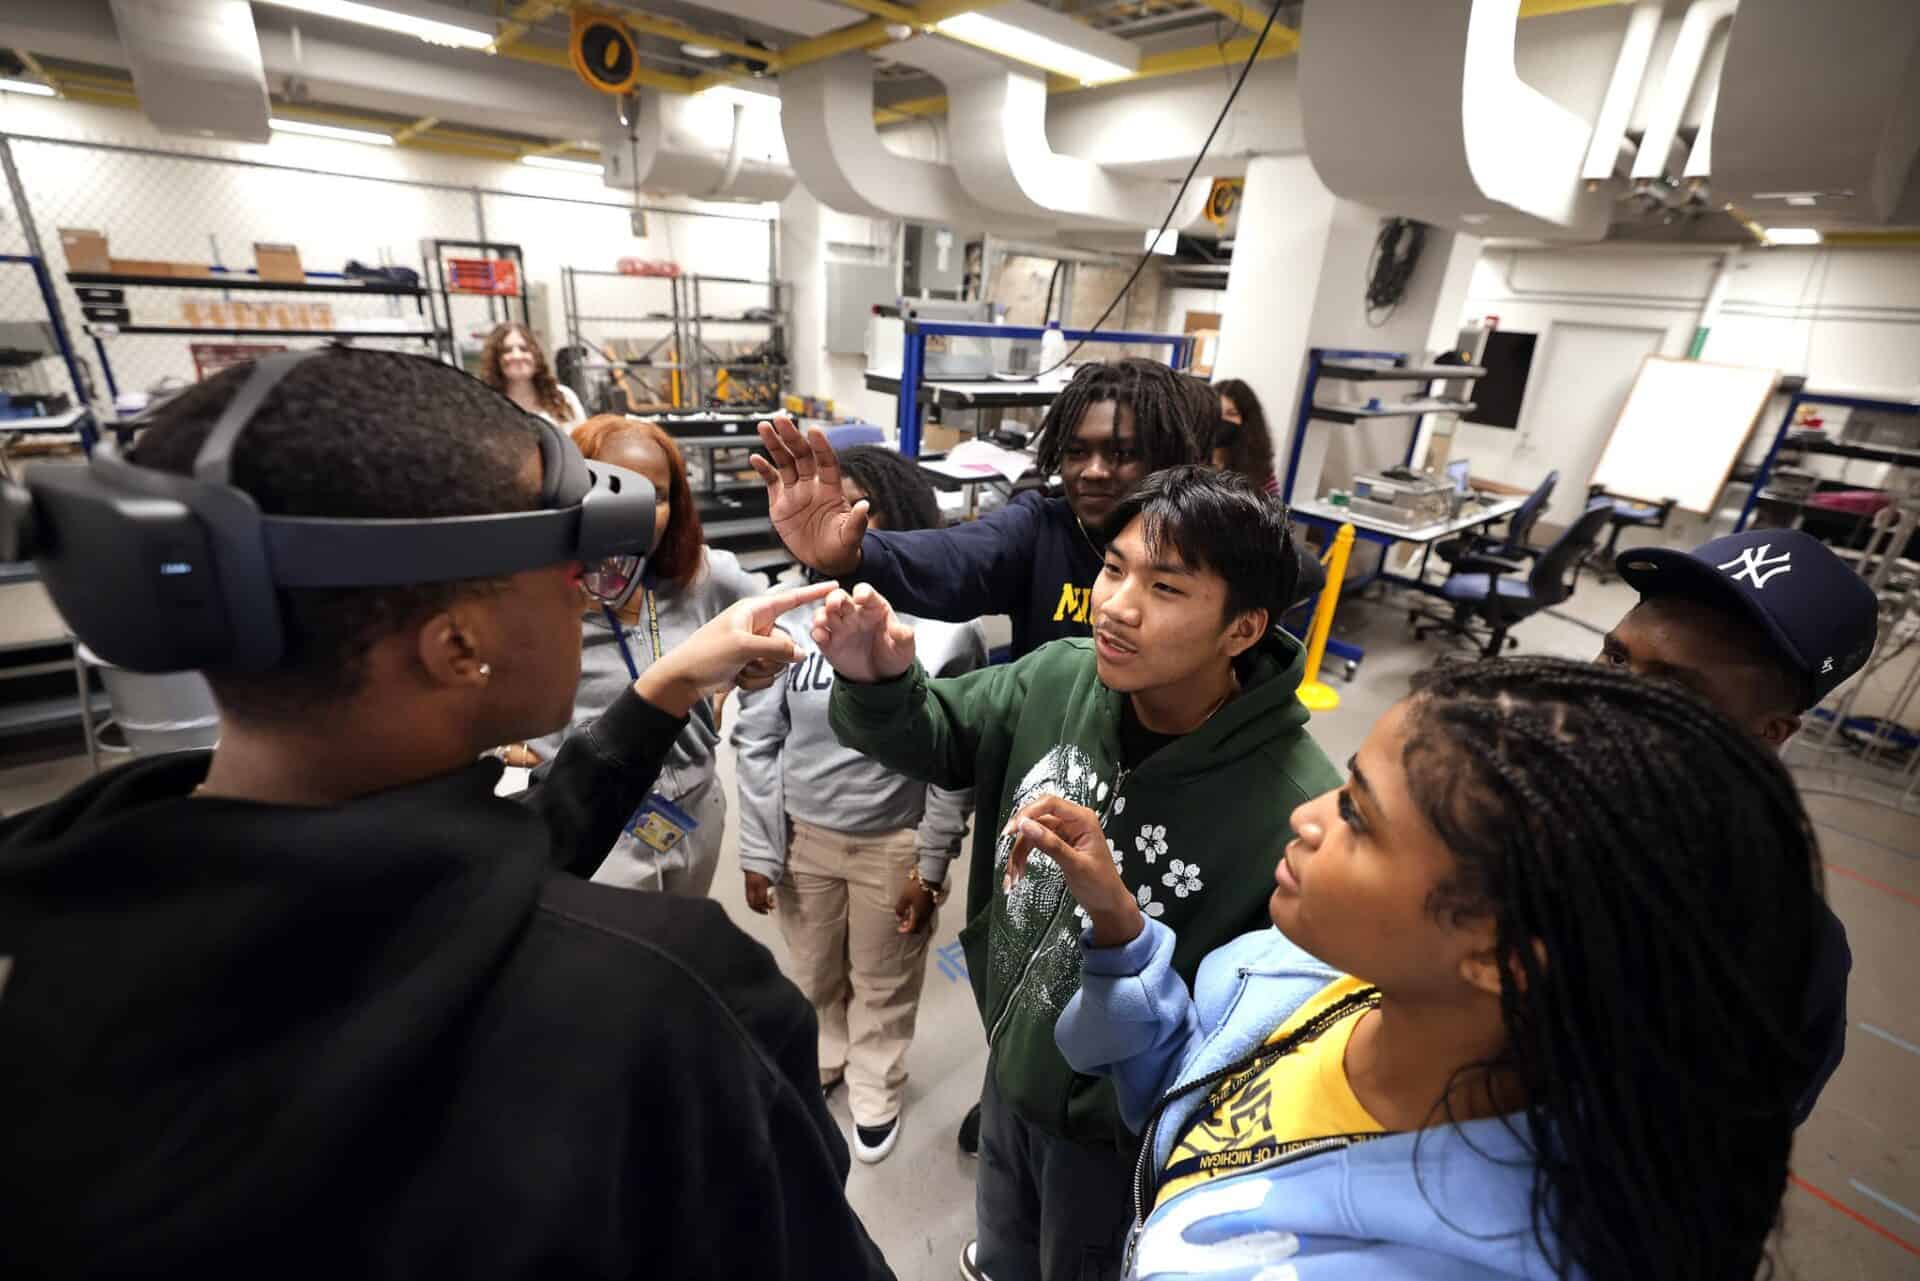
[509,415,770,896]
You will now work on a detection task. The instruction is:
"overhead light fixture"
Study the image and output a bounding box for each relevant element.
[269,117,396,146]
[679,42,722,59]
[255,1,494,50]
[696,83,781,112]
[1144,228,1177,256]
[934,2,1138,86]
[0,78,57,98]
[1763,227,1823,246]
[521,155,605,176]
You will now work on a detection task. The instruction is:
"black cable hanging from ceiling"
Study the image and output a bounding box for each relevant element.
[1364,216,1427,327]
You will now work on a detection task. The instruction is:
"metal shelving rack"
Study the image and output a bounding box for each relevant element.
[684,273,789,411]
[427,238,528,373]
[561,266,688,411]
[1735,388,1920,532]
[1280,348,1483,505]
[70,263,447,397]
[560,269,791,413]
[649,411,792,574]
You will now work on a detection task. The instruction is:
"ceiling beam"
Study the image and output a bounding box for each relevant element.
[607,7,778,67]
[497,38,702,92]
[486,0,566,57]
[1186,0,1272,35]
[390,114,440,145]
[1517,0,1631,15]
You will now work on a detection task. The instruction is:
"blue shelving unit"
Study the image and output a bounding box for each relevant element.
[1735,388,1920,531]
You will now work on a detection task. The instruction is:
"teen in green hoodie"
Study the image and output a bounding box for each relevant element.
[819,467,1342,1281]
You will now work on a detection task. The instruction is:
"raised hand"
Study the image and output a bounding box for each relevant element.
[748,417,869,577]
[637,581,836,715]
[1004,795,1143,948]
[810,584,916,685]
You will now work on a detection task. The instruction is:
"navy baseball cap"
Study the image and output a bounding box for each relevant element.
[1618,529,1879,708]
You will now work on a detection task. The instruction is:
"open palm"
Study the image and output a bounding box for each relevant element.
[749,417,869,577]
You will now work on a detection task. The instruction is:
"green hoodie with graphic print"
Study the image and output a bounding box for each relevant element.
[829,630,1341,1152]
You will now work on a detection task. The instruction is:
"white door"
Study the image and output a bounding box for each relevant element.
[1514,322,1666,529]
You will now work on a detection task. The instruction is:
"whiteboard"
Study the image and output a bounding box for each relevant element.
[1589,357,1778,514]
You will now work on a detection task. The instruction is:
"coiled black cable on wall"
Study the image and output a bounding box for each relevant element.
[1364,216,1427,326]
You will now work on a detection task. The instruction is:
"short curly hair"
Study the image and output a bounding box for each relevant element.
[131,348,543,721]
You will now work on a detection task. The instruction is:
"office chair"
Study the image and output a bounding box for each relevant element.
[1434,469,1559,575]
[1412,497,1614,657]
[1584,484,1677,580]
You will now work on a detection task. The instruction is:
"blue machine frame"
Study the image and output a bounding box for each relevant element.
[892,319,1195,457]
[1,252,95,450]
[1735,388,1920,531]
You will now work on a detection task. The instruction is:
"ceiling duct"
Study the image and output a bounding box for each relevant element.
[887,36,1215,234]
[1710,0,1920,227]
[602,90,797,203]
[108,0,269,142]
[780,52,1037,230]
[1300,0,1608,238]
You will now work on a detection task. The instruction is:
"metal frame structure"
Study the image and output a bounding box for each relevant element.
[427,237,529,369]
[685,273,790,412]
[0,252,94,452]
[1280,346,1483,505]
[891,320,1195,457]
[1735,388,1920,532]
[561,266,687,409]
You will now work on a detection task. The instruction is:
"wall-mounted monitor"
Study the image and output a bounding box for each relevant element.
[1465,330,1537,431]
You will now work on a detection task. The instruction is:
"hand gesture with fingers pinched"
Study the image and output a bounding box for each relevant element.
[1004,795,1144,948]
[810,584,916,685]
[750,417,869,577]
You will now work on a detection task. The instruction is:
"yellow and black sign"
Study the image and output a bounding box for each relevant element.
[1206,178,1242,226]
[570,8,640,96]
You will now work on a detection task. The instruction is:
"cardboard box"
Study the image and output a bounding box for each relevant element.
[254,243,305,283]
[308,302,334,330]
[921,423,966,454]
[108,258,175,278]
[170,262,214,279]
[60,228,111,273]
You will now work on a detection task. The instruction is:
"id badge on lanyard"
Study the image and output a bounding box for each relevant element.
[605,595,699,850]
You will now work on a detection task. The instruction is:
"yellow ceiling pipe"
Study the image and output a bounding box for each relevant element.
[390,115,441,146]
[486,0,567,57]
[1518,0,1632,15]
[826,0,927,22]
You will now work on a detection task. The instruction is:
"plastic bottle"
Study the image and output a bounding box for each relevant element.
[1039,320,1066,374]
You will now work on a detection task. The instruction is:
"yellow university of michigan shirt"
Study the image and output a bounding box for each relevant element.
[1158,976,1386,1208]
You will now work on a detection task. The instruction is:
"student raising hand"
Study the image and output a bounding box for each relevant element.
[750,416,870,577]
[811,584,916,684]
[1004,796,1144,948]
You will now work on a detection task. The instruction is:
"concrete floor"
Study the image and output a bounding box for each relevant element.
[2,559,1915,1280]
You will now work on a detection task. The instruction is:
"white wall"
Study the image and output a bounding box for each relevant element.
[1453,244,1920,535]
[779,184,899,428]
[0,95,780,401]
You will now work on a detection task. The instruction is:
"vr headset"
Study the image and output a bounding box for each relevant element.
[1,348,656,674]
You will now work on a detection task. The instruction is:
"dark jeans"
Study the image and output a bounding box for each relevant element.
[975,1063,1135,1281]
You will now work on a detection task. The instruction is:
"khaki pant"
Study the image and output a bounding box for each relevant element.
[778,818,935,1127]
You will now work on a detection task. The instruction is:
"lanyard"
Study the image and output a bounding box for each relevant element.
[602,590,662,681]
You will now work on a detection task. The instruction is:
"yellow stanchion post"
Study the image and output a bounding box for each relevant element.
[1297,523,1356,712]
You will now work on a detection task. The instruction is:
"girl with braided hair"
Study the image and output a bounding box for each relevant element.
[1015,657,1817,1281]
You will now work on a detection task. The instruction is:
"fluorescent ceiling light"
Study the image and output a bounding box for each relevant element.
[697,83,781,111]
[934,5,1138,86]
[269,117,396,146]
[1144,228,1177,256]
[1763,227,1823,246]
[255,1,493,50]
[521,155,605,176]
[680,43,722,59]
[0,78,57,97]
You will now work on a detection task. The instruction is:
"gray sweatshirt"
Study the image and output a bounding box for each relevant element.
[529,548,765,799]
[732,608,985,888]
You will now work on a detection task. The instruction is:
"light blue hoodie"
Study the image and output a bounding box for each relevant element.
[1056,920,1567,1281]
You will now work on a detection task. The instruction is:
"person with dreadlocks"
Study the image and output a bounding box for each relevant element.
[752,360,1204,660]
[813,467,1340,1281]
[1601,527,1877,1122]
[1022,656,1819,1281]
[731,447,987,1165]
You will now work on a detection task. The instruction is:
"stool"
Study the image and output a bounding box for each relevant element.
[1587,491,1676,579]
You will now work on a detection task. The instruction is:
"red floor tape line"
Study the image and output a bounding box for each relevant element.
[1789,1173,1920,1258]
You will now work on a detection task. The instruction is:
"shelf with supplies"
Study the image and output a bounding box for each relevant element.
[1736,389,1920,530]
[67,270,428,298]
[1317,362,1487,382]
[563,267,790,414]
[1311,399,1477,424]
[1282,347,1484,505]
[84,324,440,341]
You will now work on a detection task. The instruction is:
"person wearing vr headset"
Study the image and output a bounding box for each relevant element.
[1599,527,1879,1123]
[0,349,890,1280]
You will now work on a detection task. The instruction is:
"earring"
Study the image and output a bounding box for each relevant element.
[478,663,492,679]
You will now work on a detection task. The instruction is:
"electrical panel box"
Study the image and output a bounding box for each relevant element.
[902,224,963,297]
[826,260,897,355]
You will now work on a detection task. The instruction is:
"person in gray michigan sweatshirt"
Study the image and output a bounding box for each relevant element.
[732,446,985,1164]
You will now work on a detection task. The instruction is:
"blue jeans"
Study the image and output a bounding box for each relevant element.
[975,1063,1134,1281]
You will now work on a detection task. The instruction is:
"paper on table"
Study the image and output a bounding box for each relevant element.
[495,766,531,797]
[946,437,1036,484]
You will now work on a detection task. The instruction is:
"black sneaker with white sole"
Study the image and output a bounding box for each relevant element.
[853,1115,899,1164]
[958,1101,981,1157]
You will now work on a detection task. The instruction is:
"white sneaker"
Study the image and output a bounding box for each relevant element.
[852,1114,899,1163]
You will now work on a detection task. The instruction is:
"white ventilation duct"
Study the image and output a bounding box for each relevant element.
[1630,0,1737,182]
[1711,0,1920,225]
[1300,0,1608,237]
[108,0,269,142]
[888,36,1213,234]
[1581,0,1664,182]
[602,90,797,203]
[780,52,1032,228]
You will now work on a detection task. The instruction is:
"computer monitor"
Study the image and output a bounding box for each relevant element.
[1446,458,1472,496]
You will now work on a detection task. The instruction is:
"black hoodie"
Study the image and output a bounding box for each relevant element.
[0,690,892,1281]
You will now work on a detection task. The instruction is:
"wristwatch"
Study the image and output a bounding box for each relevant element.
[909,866,950,904]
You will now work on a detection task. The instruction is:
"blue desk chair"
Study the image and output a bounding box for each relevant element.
[1414,497,1614,657]
[1585,486,1677,579]
[1435,469,1559,575]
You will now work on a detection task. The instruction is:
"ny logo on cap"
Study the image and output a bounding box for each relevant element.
[1719,544,1792,590]
[1822,657,1835,674]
